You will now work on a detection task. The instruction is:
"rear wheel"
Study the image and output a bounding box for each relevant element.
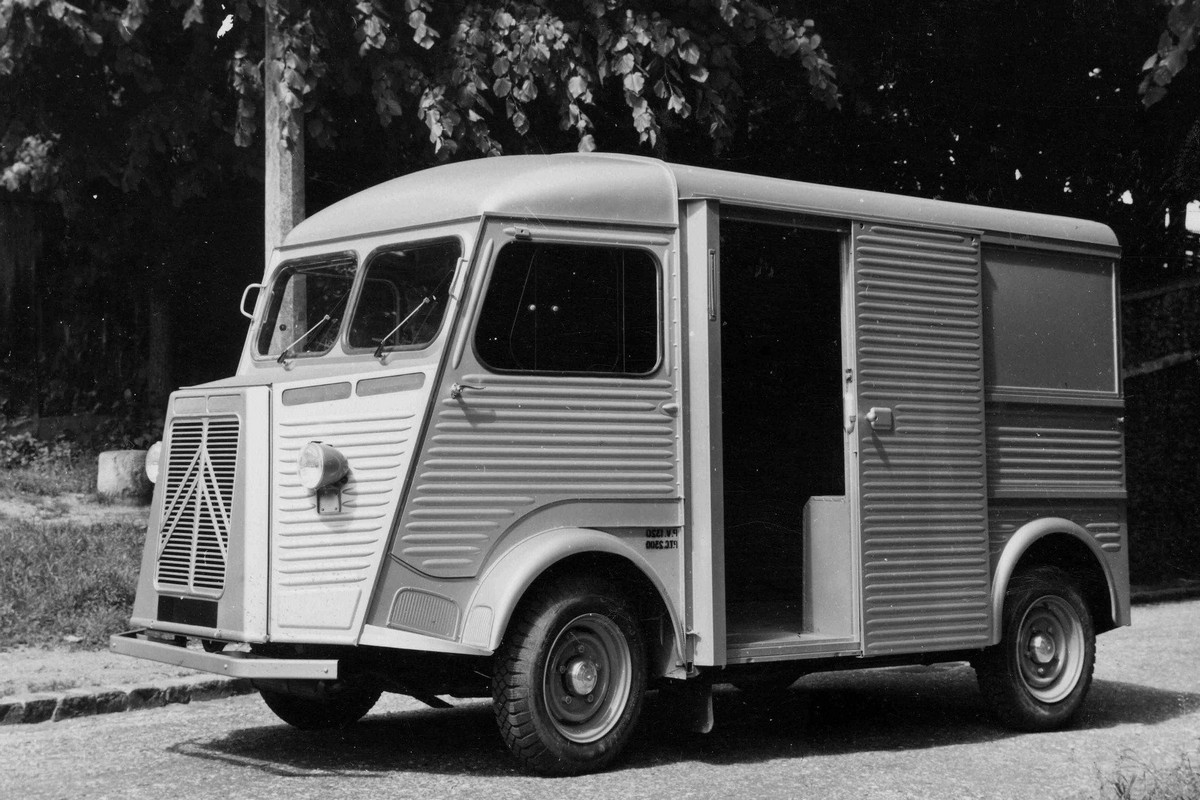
[492,575,646,775]
[257,680,382,731]
[973,566,1095,731]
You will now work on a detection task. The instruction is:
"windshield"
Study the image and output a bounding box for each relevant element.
[347,239,461,351]
[256,254,356,358]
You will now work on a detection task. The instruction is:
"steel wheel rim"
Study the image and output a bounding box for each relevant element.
[542,613,632,743]
[1016,594,1084,704]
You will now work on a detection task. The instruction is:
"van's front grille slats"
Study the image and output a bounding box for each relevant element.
[155,415,240,596]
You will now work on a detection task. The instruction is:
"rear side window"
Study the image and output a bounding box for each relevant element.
[474,242,659,374]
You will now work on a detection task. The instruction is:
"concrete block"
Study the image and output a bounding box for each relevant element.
[97,449,152,504]
[189,678,254,702]
[160,682,192,705]
[0,698,27,725]
[126,685,166,710]
[93,688,130,715]
[53,689,97,720]
[19,695,58,723]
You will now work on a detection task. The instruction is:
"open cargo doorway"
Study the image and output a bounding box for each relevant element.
[718,215,850,655]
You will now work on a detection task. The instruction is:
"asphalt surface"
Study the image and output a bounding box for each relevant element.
[2,599,1198,799]
[3,583,1193,726]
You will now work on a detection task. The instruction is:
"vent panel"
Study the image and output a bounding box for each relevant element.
[155,415,241,597]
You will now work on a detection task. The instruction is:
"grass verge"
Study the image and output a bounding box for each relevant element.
[0,449,96,497]
[0,517,145,649]
[1098,752,1200,800]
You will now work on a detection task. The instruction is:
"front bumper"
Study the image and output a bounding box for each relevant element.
[110,630,339,680]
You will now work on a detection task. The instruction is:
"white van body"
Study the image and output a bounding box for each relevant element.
[115,154,1128,774]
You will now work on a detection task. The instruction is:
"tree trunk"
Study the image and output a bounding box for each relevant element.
[146,283,171,409]
[264,0,306,264]
[0,200,42,417]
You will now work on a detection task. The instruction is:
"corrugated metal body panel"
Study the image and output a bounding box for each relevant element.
[986,407,1125,496]
[853,223,992,656]
[273,414,413,585]
[989,504,1125,555]
[268,372,433,640]
[397,374,680,578]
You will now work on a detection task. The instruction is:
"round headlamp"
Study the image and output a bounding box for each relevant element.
[297,441,349,490]
[145,441,163,484]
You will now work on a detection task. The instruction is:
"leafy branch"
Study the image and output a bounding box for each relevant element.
[1141,0,1200,107]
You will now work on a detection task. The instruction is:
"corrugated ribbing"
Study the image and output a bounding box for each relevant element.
[854,224,991,655]
[398,375,679,578]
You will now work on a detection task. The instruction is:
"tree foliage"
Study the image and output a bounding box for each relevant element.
[0,0,839,412]
[0,0,840,204]
[1140,0,1200,107]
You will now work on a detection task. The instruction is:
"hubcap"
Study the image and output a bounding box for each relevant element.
[566,658,599,696]
[1016,595,1084,704]
[1029,633,1056,664]
[543,613,632,743]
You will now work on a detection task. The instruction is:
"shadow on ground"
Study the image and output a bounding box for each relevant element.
[171,664,1200,778]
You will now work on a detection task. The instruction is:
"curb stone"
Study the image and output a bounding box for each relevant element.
[1131,583,1200,605]
[0,676,254,726]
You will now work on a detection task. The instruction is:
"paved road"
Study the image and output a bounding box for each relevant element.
[4,600,1198,800]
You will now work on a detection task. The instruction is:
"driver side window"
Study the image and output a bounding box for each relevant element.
[473,241,660,375]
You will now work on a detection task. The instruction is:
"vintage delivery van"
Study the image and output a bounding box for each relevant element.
[113,153,1128,774]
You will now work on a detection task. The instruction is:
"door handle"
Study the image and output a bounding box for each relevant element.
[866,407,894,431]
[450,382,484,400]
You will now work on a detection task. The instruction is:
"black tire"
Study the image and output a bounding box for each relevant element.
[492,575,646,776]
[973,566,1096,731]
[258,680,382,731]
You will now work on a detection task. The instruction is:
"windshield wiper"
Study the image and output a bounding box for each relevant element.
[277,314,335,364]
[373,296,432,359]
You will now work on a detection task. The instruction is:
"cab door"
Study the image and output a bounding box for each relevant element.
[849,222,992,656]
[384,219,685,615]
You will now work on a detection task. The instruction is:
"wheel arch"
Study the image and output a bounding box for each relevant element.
[991,517,1124,641]
[462,528,686,676]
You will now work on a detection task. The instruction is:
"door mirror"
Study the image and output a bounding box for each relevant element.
[239,283,264,320]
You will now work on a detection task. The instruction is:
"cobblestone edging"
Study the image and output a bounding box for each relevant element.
[0,676,254,725]
[1131,583,1200,605]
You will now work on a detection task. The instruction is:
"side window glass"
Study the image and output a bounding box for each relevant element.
[474,241,659,374]
[347,239,461,351]
[256,255,356,357]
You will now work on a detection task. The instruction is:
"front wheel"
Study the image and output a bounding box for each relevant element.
[973,566,1096,731]
[257,680,382,731]
[492,575,646,775]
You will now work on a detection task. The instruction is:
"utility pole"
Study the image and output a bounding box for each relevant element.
[264,0,304,266]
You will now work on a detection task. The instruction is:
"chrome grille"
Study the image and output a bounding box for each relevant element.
[155,415,240,596]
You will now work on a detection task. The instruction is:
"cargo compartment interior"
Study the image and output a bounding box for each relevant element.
[718,216,849,655]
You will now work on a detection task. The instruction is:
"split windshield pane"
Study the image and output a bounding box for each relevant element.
[347,239,461,351]
[256,255,356,358]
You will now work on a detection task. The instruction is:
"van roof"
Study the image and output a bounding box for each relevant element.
[283,153,1119,255]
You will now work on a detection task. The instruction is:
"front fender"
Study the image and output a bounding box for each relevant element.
[460,527,686,663]
[990,517,1125,642]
